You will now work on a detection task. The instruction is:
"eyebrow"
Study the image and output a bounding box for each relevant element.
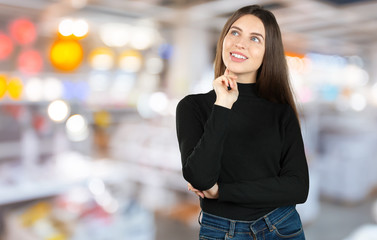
[230,26,265,40]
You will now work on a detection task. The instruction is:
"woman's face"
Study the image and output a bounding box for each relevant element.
[222,14,265,80]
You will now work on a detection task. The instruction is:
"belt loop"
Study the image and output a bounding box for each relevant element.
[264,216,274,232]
[228,221,236,237]
[198,210,203,226]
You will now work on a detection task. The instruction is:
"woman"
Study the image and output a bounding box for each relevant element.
[176,5,309,240]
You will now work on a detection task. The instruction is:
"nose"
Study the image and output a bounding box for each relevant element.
[235,37,247,49]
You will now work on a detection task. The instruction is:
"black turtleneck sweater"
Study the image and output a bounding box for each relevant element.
[175,82,309,221]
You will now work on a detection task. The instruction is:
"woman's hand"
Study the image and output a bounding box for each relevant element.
[213,69,239,109]
[188,183,219,199]
[188,183,204,198]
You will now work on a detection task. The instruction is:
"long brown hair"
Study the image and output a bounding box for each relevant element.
[214,5,299,120]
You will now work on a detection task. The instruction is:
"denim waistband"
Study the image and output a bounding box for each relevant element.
[200,205,297,235]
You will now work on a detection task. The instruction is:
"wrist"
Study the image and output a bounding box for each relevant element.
[215,99,233,109]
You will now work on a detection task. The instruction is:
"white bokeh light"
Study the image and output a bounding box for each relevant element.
[24,77,43,101]
[91,54,114,71]
[47,100,70,122]
[99,23,130,47]
[130,27,156,50]
[119,56,142,72]
[43,77,63,101]
[59,19,74,36]
[66,114,89,141]
[350,93,367,111]
[149,92,168,114]
[73,19,89,37]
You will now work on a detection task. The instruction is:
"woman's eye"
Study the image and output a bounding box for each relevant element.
[231,31,239,36]
[251,36,260,42]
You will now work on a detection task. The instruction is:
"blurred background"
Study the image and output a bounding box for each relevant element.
[0,0,377,239]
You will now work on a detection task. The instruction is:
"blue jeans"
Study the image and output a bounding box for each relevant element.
[199,205,305,240]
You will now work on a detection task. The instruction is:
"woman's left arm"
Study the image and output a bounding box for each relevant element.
[217,106,309,208]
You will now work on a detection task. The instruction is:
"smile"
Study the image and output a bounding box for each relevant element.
[230,52,248,62]
[231,53,247,59]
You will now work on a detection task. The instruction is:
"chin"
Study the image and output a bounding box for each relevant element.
[228,69,249,75]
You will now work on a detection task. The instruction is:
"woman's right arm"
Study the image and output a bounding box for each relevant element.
[176,99,231,191]
[176,70,238,191]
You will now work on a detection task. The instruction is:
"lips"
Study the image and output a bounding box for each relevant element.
[230,51,248,62]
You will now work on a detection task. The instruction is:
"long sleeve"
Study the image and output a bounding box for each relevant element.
[176,96,232,190]
[218,106,309,208]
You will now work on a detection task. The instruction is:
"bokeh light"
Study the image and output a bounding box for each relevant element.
[17,49,43,75]
[350,93,367,111]
[99,23,130,47]
[93,110,111,128]
[59,18,89,38]
[149,92,168,114]
[130,27,156,50]
[62,80,90,101]
[343,64,369,87]
[24,77,43,101]
[25,77,64,102]
[0,75,7,99]
[158,43,173,60]
[59,19,74,37]
[7,77,23,100]
[50,39,83,72]
[66,114,89,142]
[44,77,63,101]
[73,19,89,38]
[119,50,142,72]
[89,47,115,71]
[137,91,169,118]
[9,18,36,45]
[47,100,70,122]
[0,32,13,61]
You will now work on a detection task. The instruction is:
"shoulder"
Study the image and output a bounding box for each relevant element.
[177,90,215,111]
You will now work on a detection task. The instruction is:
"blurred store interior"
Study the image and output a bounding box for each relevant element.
[1,0,377,239]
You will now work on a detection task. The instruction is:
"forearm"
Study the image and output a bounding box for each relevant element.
[178,104,232,190]
[218,174,309,208]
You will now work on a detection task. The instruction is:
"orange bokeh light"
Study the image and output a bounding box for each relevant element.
[0,75,7,98]
[50,39,83,72]
[7,77,23,100]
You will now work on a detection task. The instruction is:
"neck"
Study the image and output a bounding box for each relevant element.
[229,70,257,84]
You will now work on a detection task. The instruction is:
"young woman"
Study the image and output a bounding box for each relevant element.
[176,5,309,240]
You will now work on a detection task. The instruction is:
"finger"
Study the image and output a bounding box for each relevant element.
[229,77,236,89]
[220,77,230,88]
[195,191,204,198]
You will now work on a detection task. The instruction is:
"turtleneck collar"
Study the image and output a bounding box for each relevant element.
[237,82,258,97]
